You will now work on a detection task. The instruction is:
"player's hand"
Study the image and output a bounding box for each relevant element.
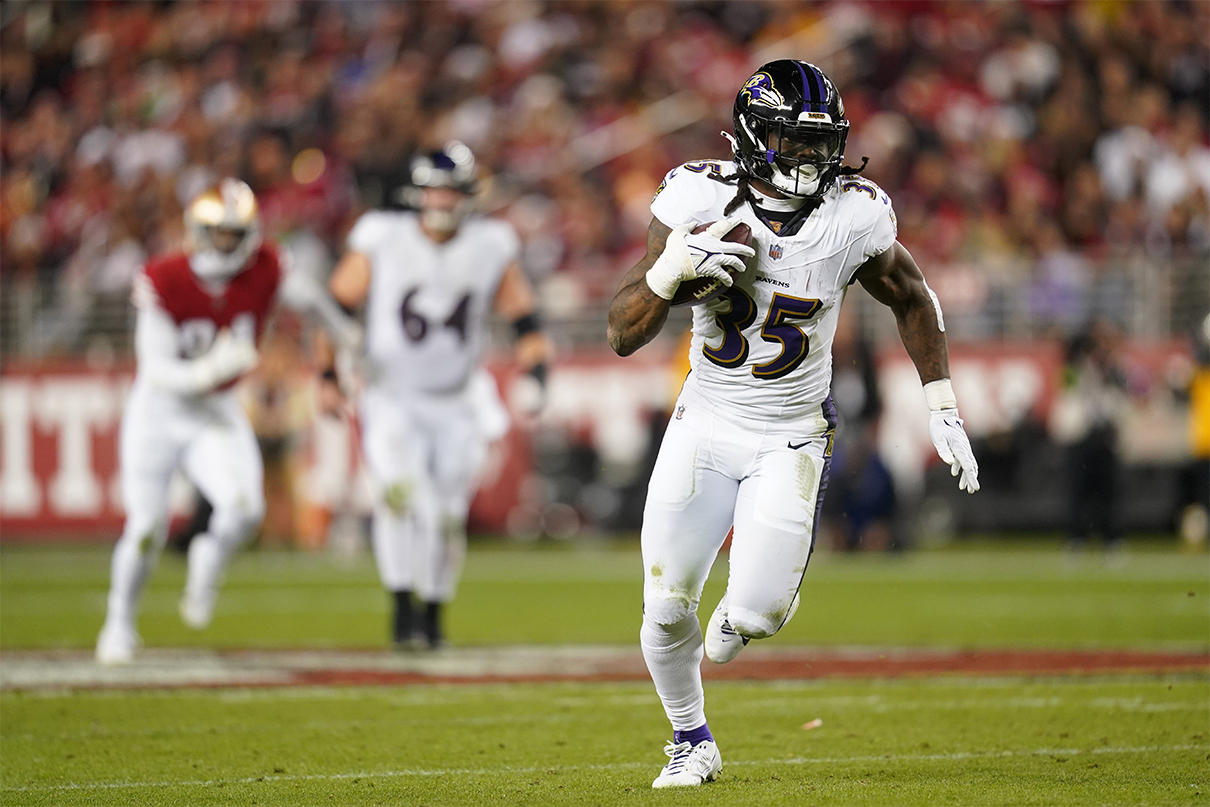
[196,330,259,390]
[928,409,980,493]
[645,218,754,301]
[510,368,545,417]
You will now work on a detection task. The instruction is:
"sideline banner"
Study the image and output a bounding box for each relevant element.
[0,343,1190,540]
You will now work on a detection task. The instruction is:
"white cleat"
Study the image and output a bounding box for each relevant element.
[705,592,746,663]
[95,622,141,666]
[705,590,800,664]
[180,535,221,629]
[179,587,216,630]
[652,739,722,788]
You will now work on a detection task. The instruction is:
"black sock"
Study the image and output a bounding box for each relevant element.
[423,601,442,646]
[392,590,413,643]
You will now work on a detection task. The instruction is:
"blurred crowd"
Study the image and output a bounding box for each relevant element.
[2,0,1208,357]
[1,1,1208,548]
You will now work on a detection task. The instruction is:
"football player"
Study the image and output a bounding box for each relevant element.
[607,60,980,787]
[320,142,550,650]
[96,179,278,665]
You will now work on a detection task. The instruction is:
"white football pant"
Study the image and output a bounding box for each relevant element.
[104,383,265,630]
[640,382,833,731]
[360,385,491,603]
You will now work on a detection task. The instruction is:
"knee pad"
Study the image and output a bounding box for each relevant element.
[210,498,264,545]
[381,480,413,518]
[643,591,696,627]
[727,605,782,640]
[120,514,165,555]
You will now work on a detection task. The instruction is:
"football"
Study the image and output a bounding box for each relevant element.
[668,221,753,307]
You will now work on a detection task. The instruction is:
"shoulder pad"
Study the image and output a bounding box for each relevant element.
[652,160,741,228]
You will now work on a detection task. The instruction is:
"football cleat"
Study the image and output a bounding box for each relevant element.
[96,622,141,666]
[652,739,722,788]
[180,534,221,629]
[705,591,747,663]
[705,590,800,663]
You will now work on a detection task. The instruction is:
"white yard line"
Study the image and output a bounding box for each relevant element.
[3,744,1204,794]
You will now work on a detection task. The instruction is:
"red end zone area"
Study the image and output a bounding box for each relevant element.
[2,647,1205,692]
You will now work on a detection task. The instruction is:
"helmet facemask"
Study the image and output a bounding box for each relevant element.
[736,112,849,199]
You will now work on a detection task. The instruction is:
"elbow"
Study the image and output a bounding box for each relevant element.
[607,319,645,357]
[607,327,636,357]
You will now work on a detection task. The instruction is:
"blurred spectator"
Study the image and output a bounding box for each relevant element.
[2,0,1208,543]
[241,316,312,549]
[1050,322,1129,554]
[2,0,1206,353]
[824,312,897,552]
[1176,315,1210,549]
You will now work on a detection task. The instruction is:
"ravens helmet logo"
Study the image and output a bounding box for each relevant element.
[740,72,784,111]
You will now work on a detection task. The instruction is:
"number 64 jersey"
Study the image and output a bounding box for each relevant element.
[652,160,898,422]
[349,211,519,396]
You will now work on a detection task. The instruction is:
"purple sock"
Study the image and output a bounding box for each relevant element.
[674,724,713,746]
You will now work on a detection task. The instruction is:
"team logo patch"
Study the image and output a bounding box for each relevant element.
[652,177,667,202]
[769,243,783,260]
[741,72,784,110]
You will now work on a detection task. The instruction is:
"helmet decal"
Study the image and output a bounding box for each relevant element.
[741,72,784,111]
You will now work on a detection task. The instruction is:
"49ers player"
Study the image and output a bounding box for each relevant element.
[96,179,280,665]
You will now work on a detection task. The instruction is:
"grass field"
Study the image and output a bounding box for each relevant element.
[1,538,1207,806]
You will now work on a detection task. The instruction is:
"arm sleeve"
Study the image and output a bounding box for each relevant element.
[277,255,363,348]
[135,303,220,395]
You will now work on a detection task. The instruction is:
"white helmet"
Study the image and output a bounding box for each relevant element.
[184,178,263,281]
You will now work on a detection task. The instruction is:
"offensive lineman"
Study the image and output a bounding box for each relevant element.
[97,179,278,665]
[607,60,980,788]
[321,142,550,649]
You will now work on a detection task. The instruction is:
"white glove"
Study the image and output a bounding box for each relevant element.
[645,218,755,300]
[929,408,980,493]
[195,330,259,391]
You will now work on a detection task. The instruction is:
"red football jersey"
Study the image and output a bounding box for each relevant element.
[141,245,282,358]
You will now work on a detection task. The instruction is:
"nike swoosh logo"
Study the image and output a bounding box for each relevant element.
[787,440,809,450]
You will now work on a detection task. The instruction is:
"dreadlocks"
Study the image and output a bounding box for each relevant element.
[838,157,870,177]
[722,172,754,217]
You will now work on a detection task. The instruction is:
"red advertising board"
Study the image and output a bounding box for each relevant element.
[0,342,1190,540]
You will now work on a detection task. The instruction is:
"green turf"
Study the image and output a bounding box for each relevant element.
[2,676,1206,806]
[1,540,1206,650]
[2,540,1208,806]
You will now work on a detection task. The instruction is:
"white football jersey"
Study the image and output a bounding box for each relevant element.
[350,211,519,395]
[651,160,898,422]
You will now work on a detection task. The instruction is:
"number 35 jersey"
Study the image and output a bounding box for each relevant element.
[350,211,519,395]
[651,160,898,422]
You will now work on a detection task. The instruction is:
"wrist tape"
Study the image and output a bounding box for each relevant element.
[923,378,958,411]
